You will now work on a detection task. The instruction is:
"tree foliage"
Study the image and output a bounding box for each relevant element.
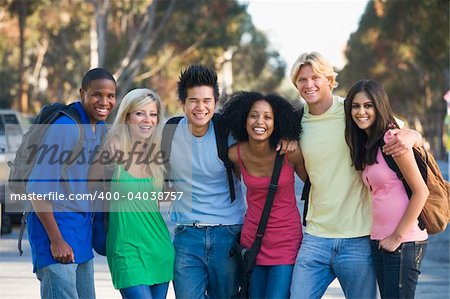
[0,0,285,115]
[338,0,449,156]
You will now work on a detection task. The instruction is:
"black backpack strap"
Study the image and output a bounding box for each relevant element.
[380,140,413,197]
[301,177,311,226]
[248,152,284,260]
[17,203,32,256]
[212,114,236,202]
[161,117,183,183]
[295,106,310,226]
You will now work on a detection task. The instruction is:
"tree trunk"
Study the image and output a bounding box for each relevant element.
[89,0,110,68]
[29,38,49,112]
[113,0,177,101]
[18,0,28,112]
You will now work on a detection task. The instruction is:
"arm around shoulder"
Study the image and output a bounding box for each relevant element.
[287,149,307,182]
[383,128,423,157]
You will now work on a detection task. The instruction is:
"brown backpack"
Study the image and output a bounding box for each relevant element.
[382,146,450,234]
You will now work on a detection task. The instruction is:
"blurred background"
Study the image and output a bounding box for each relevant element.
[0,2,449,297]
[0,0,448,156]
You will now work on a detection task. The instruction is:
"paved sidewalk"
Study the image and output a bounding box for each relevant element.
[0,225,448,298]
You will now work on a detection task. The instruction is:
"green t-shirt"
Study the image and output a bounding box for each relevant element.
[106,165,174,289]
[300,96,372,238]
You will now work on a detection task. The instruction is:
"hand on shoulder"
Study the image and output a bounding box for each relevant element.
[383,128,422,157]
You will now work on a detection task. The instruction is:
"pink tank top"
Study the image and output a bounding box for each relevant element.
[362,131,428,242]
[237,144,302,265]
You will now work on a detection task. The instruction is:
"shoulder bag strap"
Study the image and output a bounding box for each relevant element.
[249,152,284,254]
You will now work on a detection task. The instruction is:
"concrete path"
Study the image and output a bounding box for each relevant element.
[0,224,448,299]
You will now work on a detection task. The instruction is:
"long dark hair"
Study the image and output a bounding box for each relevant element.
[344,80,399,170]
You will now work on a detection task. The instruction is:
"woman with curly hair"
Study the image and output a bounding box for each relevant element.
[221,91,305,299]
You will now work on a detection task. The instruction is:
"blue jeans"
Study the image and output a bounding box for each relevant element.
[35,259,95,299]
[120,283,169,299]
[250,265,294,299]
[290,233,377,299]
[173,224,241,299]
[370,239,427,299]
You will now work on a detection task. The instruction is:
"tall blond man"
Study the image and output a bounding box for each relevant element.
[289,52,421,299]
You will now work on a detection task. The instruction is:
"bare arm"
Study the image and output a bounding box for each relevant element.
[379,149,429,252]
[228,145,241,179]
[383,128,423,157]
[287,148,307,182]
[32,200,75,263]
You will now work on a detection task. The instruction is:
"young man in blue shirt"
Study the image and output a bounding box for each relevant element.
[26,68,116,299]
[169,65,246,298]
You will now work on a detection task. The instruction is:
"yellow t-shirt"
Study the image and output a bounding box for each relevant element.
[300,96,372,238]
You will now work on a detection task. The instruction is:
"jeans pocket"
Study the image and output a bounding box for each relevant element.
[174,225,187,235]
[414,240,427,270]
[226,224,242,236]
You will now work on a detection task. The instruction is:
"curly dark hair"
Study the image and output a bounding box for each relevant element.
[177,64,220,103]
[220,91,302,149]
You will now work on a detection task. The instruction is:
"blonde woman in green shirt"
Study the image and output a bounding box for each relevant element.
[92,88,174,299]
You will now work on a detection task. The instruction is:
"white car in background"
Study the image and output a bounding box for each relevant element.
[0,109,29,234]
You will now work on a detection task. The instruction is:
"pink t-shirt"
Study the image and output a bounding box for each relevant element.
[237,144,302,265]
[362,130,428,242]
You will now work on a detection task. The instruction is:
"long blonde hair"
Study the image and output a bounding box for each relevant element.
[105,88,165,190]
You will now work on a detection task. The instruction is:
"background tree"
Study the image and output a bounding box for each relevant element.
[1,0,38,110]
[338,0,449,157]
[0,0,285,115]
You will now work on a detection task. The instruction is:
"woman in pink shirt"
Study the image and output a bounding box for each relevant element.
[344,79,428,299]
[221,92,305,299]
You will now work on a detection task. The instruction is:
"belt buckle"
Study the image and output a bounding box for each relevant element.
[193,222,204,228]
[192,222,221,228]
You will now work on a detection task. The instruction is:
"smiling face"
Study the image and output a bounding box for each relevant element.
[182,85,216,137]
[246,100,274,142]
[126,101,159,141]
[295,64,332,114]
[80,79,116,124]
[351,91,376,134]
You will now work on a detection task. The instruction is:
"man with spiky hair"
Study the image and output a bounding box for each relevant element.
[166,64,246,298]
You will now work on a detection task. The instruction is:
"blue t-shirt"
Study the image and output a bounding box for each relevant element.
[27,102,106,271]
[169,117,245,225]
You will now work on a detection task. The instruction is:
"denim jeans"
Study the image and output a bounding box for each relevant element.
[370,239,427,299]
[35,259,95,299]
[119,282,169,299]
[173,224,241,299]
[290,233,377,299]
[249,265,294,299]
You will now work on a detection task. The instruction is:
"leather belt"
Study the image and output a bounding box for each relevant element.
[184,222,223,228]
